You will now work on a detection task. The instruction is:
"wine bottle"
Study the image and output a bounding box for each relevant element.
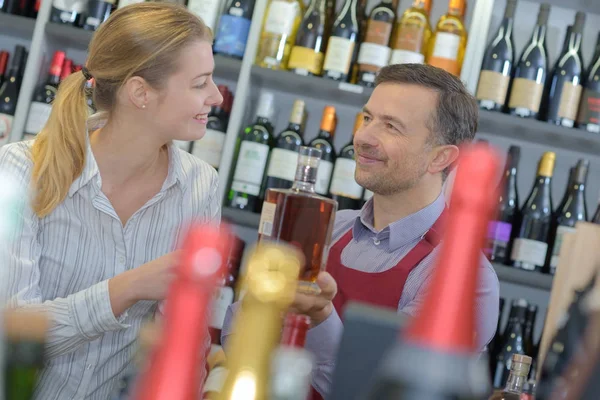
[546,159,588,274]
[523,304,538,359]
[213,0,256,58]
[0,51,8,87]
[577,32,600,133]
[227,91,276,212]
[476,0,517,112]
[187,0,225,32]
[507,3,550,119]
[510,151,555,272]
[0,45,26,146]
[287,0,328,76]
[60,58,73,82]
[329,112,364,210]
[258,146,337,293]
[308,105,337,196]
[542,12,586,127]
[23,51,66,137]
[49,0,86,26]
[426,0,467,77]
[356,0,397,87]
[486,145,520,264]
[82,0,114,31]
[321,0,360,82]
[489,297,506,381]
[493,299,529,389]
[255,0,304,70]
[489,354,533,400]
[263,99,306,193]
[389,0,432,65]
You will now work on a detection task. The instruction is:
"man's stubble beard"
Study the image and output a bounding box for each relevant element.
[355,160,428,196]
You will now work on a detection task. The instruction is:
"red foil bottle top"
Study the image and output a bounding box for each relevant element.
[281,313,311,348]
[49,51,66,77]
[60,59,73,81]
[0,51,9,76]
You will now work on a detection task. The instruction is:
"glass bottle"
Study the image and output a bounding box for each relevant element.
[389,0,432,65]
[426,0,468,77]
[308,105,337,196]
[489,354,533,400]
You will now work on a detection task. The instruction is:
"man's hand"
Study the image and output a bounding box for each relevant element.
[289,272,337,327]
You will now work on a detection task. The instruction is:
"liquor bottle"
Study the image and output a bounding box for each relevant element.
[258,146,337,293]
[388,0,432,66]
[0,45,26,146]
[227,91,276,212]
[0,51,8,87]
[365,144,499,399]
[213,0,256,58]
[49,0,86,26]
[510,151,555,272]
[506,3,550,119]
[493,299,529,389]
[60,58,73,82]
[187,0,225,32]
[355,0,397,87]
[426,0,467,77]
[577,32,600,133]
[546,159,588,274]
[321,0,360,82]
[82,0,114,30]
[287,0,328,76]
[217,242,302,400]
[329,112,364,210]
[263,99,306,193]
[23,51,66,137]
[486,145,520,264]
[270,314,315,400]
[255,0,304,70]
[361,188,373,206]
[542,12,586,127]
[476,0,517,112]
[521,380,536,400]
[489,354,533,400]
[307,105,336,196]
[523,304,538,359]
[132,224,230,400]
[191,85,233,170]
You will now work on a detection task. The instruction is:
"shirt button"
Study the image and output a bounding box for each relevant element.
[373,238,381,245]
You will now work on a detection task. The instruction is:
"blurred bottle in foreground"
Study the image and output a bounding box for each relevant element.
[489,354,532,400]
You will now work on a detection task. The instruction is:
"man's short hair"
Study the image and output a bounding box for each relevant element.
[375,64,479,147]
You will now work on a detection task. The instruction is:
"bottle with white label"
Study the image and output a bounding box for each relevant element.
[321,0,361,82]
[510,151,556,273]
[213,0,256,58]
[262,99,306,195]
[389,0,431,66]
[308,105,336,196]
[227,91,277,212]
[426,0,467,77]
[187,0,224,32]
[49,0,87,26]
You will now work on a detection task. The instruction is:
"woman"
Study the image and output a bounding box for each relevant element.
[0,3,222,399]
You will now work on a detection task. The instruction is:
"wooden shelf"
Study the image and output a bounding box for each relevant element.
[0,13,36,41]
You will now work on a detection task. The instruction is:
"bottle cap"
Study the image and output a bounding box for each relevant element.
[256,91,277,121]
[295,146,322,185]
[320,106,336,133]
[537,3,551,25]
[0,51,9,75]
[508,145,520,169]
[60,58,73,81]
[575,159,590,185]
[289,100,306,125]
[573,11,586,34]
[49,51,66,77]
[511,354,533,376]
[537,151,556,178]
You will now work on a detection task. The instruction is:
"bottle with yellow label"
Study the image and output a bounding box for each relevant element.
[287,0,329,76]
[426,0,468,77]
[389,0,432,65]
[255,0,304,70]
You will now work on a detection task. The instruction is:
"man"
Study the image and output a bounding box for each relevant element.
[221,64,499,398]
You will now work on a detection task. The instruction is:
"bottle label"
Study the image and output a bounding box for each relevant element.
[24,102,53,135]
[213,15,251,58]
[577,88,600,126]
[201,366,227,394]
[428,32,461,76]
[389,49,424,65]
[391,24,426,54]
[173,140,191,152]
[357,43,391,69]
[288,46,324,75]
[231,141,270,196]
[315,159,334,195]
[0,114,14,145]
[264,0,300,36]
[557,82,583,121]
[258,201,277,236]
[266,148,299,182]
[364,20,392,46]
[192,128,226,169]
[485,221,512,258]
[510,238,548,269]
[329,158,363,199]
[550,225,577,271]
[476,70,510,106]
[187,0,222,31]
[323,36,355,75]
[209,286,234,330]
[508,78,544,113]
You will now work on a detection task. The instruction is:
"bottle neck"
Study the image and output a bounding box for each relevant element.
[504,371,528,394]
[291,159,318,193]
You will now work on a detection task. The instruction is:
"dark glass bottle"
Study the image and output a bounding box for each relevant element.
[213,0,256,58]
[523,304,538,359]
[82,0,114,31]
[308,105,337,196]
[287,0,328,76]
[493,299,529,389]
[577,32,600,133]
[0,45,26,146]
[489,297,506,381]
[0,51,9,87]
[49,0,87,26]
[321,0,360,82]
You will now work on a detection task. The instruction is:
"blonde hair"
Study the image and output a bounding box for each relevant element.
[30,3,212,217]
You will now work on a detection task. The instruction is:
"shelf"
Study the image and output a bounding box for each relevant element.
[45,22,93,49]
[213,54,243,82]
[251,65,372,108]
[222,207,260,229]
[0,13,36,41]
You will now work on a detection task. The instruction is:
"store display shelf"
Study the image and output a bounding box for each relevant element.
[0,13,36,41]
[493,263,554,291]
[222,207,260,229]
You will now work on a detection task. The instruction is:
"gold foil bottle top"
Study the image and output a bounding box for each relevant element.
[537,151,556,177]
[320,106,337,134]
[289,99,306,126]
[511,354,532,377]
[353,112,364,135]
[414,0,431,14]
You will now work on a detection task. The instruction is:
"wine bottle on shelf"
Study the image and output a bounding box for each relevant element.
[0,51,8,87]
[187,0,225,32]
[82,0,114,30]
[355,0,397,87]
[486,146,520,264]
[60,58,73,82]
[190,85,233,170]
[388,0,432,66]
[213,0,255,59]
[329,112,364,210]
[577,32,600,133]
[546,159,588,274]
[227,91,276,212]
[493,299,529,389]
[523,304,538,359]
[49,0,87,26]
[489,297,506,381]
[258,146,337,293]
[489,354,533,400]
[23,51,66,138]
[321,0,361,82]
[542,12,586,127]
[510,151,555,273]
[255,0,304,70]
[262,99,306,193]
[1,0,22,14]
[287,0,328,76]
[476,0,517,112]
[308,105,336,196]
[426,0,467,77]
[0,45,26,146]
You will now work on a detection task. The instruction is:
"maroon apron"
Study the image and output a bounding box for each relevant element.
[309,209,447,400]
